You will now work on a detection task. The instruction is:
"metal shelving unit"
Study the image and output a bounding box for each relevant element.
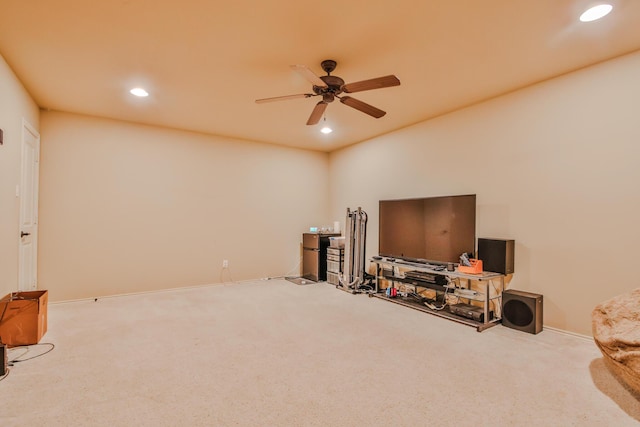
[370,258,505,332]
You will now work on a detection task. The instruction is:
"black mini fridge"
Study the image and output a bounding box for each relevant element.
[302,233,339,282]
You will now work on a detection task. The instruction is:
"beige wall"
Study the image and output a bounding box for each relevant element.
[38,112,330,301]
[0,54,40,298]
[330,50,640,336]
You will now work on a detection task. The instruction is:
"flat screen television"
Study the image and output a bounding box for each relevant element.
[378,194,476,264]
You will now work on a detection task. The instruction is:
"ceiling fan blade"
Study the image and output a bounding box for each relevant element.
[307,101,328,125]
[255,93,313,104]
[340,96,386,118]
[291,64,328,88]
[342,75,400,93]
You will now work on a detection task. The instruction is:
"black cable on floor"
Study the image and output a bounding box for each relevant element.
[9,342,55,364]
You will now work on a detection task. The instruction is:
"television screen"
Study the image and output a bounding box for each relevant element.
[378,194,476,264]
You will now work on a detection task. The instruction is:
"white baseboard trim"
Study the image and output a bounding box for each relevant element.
[544,325,593,341]
[48,278,267,306]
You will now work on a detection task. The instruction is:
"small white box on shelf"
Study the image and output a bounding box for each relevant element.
[329,236,345,248]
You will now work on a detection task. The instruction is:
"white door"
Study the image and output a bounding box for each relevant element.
[18,119,40,291]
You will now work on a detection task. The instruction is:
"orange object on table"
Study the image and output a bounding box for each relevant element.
[457,259,483,274]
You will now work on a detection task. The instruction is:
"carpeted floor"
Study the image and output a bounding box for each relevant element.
[1,279,638,426]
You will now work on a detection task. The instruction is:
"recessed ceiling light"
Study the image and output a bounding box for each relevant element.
[579,4,613,22]
[129,87,149,97]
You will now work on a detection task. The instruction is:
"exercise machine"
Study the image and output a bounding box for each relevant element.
[338,207,373,294]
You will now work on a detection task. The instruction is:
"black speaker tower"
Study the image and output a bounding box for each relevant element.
[1,342,7,377]
[477,238,514,275]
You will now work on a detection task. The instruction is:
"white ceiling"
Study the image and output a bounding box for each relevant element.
[1,0,640,152]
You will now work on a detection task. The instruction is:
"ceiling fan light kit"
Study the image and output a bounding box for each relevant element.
[256,60,400,125]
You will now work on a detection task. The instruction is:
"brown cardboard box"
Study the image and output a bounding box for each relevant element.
[0,290,48,347]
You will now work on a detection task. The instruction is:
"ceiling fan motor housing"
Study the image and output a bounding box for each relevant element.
[313,75,345,101]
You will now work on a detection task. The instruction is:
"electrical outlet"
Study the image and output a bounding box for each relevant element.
[222,259,228,268]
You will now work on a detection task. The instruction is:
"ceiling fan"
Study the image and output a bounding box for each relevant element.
[255,60,401,125]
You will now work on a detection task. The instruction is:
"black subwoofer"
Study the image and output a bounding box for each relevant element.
[502,289,543,334]
[477,238,514,274]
